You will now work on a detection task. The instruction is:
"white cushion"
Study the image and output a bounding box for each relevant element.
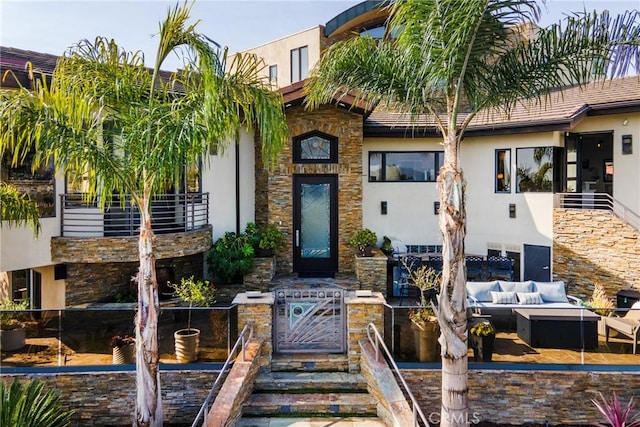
[517,291,544,305]
[499,280,533,293]
[467,281,500,302]
[532,281,568,302]
[390,238,407,254]
[491,291,518,304]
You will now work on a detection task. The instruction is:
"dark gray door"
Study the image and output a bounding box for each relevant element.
[523,244,551,281]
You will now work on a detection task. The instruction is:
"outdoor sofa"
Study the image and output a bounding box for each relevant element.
[466,280,582,325]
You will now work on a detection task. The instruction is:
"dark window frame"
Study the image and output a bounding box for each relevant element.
[290,46,308,83]
[293,131,338,164]
[495,149,511,193]
[368,151,443,183]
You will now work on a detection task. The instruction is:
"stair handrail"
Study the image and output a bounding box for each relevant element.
[366,323,430,427]
[191,321,254,427]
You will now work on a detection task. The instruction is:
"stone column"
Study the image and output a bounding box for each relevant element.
[345,291,385,373]
[233,292,274,371]
[354,251,389,296]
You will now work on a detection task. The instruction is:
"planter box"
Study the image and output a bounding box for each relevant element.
[244,256,276,285]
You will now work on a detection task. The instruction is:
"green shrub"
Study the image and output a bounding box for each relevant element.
[206,231,254,283]
[1,379,74,427]
[0,299,29,330]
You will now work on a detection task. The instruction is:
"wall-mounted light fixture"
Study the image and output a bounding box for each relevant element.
[509,203,516,218]
[434,201,440,215]
[622,134,632,155]
[622,118,629,126]
[381,201,388,215]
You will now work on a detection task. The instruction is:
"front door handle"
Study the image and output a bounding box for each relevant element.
[295,230,300,247]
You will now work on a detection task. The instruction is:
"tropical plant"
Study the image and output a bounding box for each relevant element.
[586,283,615,316]
[0,182,40,235]
[0,2,287,425]
[0,379,74,427]
[0,299,29,330]
[380,236,394,256]
[592,392,640,427]
[206,231,255,283]
[245,222,284,255]
[169,276,216,332]
[348,228,378,254]
[304,0,639,424]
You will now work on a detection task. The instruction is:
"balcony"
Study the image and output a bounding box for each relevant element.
[51,193,212,264]
[59,193,209,237]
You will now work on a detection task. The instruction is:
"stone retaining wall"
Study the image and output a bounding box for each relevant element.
[553,209,640,299]
[354,251,388,296]
[5,366,637,425]
[403,367,640,425]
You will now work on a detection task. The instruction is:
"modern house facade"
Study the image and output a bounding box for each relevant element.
[1,1,639,310]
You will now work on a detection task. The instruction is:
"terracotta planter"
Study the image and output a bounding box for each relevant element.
[411,321,440,362]
[174,328,200,363]
[112,343,136,364]
[0,327,26,351]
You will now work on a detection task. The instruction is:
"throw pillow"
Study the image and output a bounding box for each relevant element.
[491,291,517,304]
[532,281,568,302]
[499,280,533,293]
[467,281,500,302]
[517,291,544,305]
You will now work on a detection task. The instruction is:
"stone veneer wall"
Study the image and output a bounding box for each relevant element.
[1,370,215,426]
[354,250,388,296]
[5,367,638,425]
[51,225,212,264]
[554,209,640,299]
[255,105,364,274]
[345,293,385,373]
[403,368,640,425]
[65,254,204,306]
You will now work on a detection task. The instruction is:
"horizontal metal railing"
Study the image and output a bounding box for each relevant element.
[191,321,254,427]
[60,193,209,237]
[367,322,429,427]
[554,192,640,232]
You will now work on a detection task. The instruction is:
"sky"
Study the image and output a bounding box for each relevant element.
[1,0,639,71]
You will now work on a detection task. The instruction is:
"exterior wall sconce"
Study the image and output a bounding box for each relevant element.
[434,201,440,215]
[622,134,632,155]
[509,203,516,218]
[381,201,387,215]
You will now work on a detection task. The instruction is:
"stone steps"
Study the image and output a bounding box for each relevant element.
[238,353,387,426]
[235,416,388,427]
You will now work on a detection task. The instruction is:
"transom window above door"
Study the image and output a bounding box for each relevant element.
[293,131,338,164]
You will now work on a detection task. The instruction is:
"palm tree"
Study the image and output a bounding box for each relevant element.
[304,1,639,425]
[0,3,287,425]
[0,182,40,235]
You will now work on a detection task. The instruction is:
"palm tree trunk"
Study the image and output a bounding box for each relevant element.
[134,199,162,426]
[437,132,469,427]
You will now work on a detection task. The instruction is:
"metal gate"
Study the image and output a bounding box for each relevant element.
[274,288,345,353]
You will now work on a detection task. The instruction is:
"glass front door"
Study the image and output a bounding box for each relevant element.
[293,175,338,276]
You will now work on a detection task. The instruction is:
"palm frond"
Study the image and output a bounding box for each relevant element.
[0,182,41,235]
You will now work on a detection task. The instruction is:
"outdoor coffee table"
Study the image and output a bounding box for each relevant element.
[514,308,600,349]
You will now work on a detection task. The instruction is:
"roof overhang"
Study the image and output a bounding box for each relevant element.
[280,80,373,116]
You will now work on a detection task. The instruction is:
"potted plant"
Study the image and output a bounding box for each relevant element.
[380,236,394,256]
[469,322,496,362]
[349,228,378,257]
[206,231,254,284]
[170,276,216,363]
[585,282,615,336]
[0,299,29,351]
[407,263,441,362]
[110,334,135,364]
[247,222,285,257]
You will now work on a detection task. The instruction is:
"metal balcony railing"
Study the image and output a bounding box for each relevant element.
[60,193,209,237]
[554,192,640,232]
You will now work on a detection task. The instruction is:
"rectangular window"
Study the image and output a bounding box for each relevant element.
[290,46,308,83]
[495,149,511,193]
[516,147,554,193]
[269,65,277,83]
[368,151,443,182]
